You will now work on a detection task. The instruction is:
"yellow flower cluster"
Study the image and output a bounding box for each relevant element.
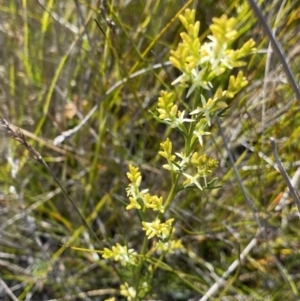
[169,9,255,97]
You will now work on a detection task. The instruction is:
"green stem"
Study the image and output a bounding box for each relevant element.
[133,234,149,300]
[163,174,180,212]
[132,175,180,299]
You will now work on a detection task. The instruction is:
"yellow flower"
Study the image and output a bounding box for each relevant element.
[142,218,174,240]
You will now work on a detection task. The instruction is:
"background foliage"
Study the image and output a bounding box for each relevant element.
[0,0,300,300]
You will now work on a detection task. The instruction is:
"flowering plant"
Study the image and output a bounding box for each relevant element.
[103,9,255,300]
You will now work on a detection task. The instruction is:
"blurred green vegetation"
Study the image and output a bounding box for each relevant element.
[0,0,300,300]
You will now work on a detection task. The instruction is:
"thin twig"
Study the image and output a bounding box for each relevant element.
[0,118,41,160]
[0,118,103,246]
[275,167,300,211]
[216,118,259,219]
[247,0,300,106]
[270,137,300,216]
